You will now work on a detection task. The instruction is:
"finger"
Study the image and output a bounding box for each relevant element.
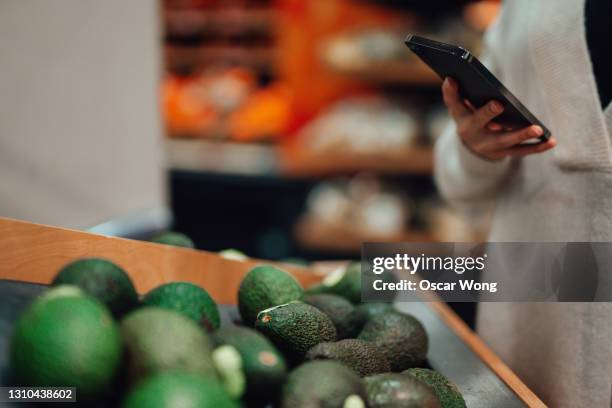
[494,125,546,149]
[487,122,503,131]
[442,78,470,119]
[464,99,476,112]
[503,137,557,157]
[470,100,504,131]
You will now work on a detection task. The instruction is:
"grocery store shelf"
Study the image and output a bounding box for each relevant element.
[165,8,276,38]
[325,59,441,86]
[166,138,280,177]
[167,138,433,178]
[280,144,434,177]
[165,44,277,72]
[294,215,437,253]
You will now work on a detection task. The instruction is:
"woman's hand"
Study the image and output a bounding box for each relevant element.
[441,78,556,161]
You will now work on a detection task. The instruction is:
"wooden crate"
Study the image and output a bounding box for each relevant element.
[0,217,545,407]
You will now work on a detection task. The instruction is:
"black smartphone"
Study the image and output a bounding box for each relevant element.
[405,34,551,142]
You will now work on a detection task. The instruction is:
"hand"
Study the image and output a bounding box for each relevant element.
[441,78,556,161]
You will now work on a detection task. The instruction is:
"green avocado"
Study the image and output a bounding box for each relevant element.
[151,231,195,248]
[238,265,304,325]
[52,258,138,317]
[306,262,362,304]
[404,368,466,408]
[281,361,368,408]
[213,326,288,403]
[365,373,441,408]
[255,302,336,362]
[122,372,238,408]
[303,294,365,339]
[305,339,390,377]
[120,307,218,384]
[10,289,121,398]
[143,281,220,331]
[358,312,428,371]
[356,302,394,322]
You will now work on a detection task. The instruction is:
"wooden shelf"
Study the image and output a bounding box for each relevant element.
[294,215,437,253]
[280,144,434,177]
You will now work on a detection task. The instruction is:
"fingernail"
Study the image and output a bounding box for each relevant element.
[443,78,450,88]
[490,101,503,113]
[530,126,543,137]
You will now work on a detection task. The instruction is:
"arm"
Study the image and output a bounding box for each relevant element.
[434,18,555,206]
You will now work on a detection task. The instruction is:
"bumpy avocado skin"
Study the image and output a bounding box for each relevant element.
[255,302,336,362]
[238,265,304,325]
[281,361,368,408]
[356,303,394,322]
[305,339,390,377]
[358,312,428,371]
[404,368,466,408]
[365,373,441,408]
[143,282,220,331]
[213,326,288,403]
[303,294,365,339]
[52,258,138,317]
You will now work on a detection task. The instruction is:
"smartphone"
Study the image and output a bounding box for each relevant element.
[405,34,551,143]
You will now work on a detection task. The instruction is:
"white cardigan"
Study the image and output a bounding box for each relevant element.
[435,0,612,406]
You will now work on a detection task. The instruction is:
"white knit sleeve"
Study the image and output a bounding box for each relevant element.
[433,16,512,206]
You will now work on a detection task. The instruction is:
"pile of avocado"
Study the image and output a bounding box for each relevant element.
[8,254,466,408]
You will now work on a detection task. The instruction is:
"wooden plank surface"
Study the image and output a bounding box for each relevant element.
[0,217,319,305]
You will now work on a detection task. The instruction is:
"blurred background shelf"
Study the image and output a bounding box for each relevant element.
[280,144,434,177]
[166,138,279,177]
[294,215,437,254]
[324,58,440,86]
[166,139,434,178]
[165,8,276,39]
[166,44,277,73]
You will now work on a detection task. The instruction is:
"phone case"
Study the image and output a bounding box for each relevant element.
[405,34,551,142]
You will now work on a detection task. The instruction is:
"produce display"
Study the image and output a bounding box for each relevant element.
[6,254,466,407]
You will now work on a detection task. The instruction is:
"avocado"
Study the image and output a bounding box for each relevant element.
[122,372,239,408]
[10,288,121,398]
[213,326,288,403]
[120,307,218,384]
[143,281,220,331]
[281,361,368,408]
[255,302,336,362]
[356,303,394,322]
[365,373,441,408]
[303,294,365,339]
[305,339,390,377]
[219,248,248,261]
[151,231,195,248]
[404,368,466,408]
[358,312,428,371]
[52,258,138,317]
[238,265,304,325]
[306,262,361,303]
